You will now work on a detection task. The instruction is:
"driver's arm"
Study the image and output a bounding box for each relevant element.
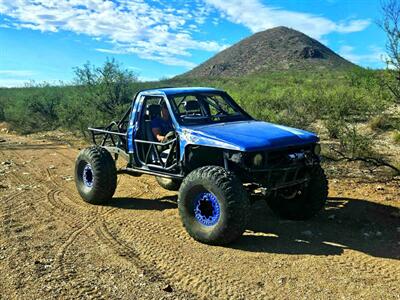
[152,127,165,142]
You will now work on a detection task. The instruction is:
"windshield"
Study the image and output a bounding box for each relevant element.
[168,92,250,125]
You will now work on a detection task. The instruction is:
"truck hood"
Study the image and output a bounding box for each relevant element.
[180,120,319,151]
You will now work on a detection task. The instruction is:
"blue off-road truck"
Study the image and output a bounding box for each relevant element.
[74,87,328,245]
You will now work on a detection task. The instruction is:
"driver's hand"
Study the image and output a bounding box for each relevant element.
[162,131,175,143]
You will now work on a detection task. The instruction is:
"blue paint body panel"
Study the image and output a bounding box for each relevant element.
[126,87,319,158]
[182,121,318,152]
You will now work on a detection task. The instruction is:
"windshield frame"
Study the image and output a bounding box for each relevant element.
[167,91,253,126]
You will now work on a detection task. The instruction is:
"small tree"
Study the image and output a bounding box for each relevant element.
[379,0,400,103]
[60,59,138,135]
[74,58,138,118]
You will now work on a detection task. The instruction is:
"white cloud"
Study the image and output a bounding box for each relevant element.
[338,45,386,66]
[336,20,371,33]
[204,0,370,39]
[0,0,225,68]
[0,79,30,87]
[0,0,373,69]
[0,70,37,87]
[0,70,35,76]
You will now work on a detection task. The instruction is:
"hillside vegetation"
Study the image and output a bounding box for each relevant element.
[0,64,391,133]
[0,61,399,176]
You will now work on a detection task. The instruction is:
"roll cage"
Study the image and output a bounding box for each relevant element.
[87,87,248,178]
[89,87,182,179]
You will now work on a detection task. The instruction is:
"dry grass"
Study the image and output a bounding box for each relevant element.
[393,130,400,144]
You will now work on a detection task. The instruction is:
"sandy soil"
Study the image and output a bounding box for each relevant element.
[0,132,399,300]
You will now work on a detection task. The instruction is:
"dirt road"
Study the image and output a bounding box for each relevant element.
[0,132,399,299]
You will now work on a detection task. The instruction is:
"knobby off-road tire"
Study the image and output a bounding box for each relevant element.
[178,166,250,245]
[266,165,328,220]
[75,146,117,205]
[156,176,181,191]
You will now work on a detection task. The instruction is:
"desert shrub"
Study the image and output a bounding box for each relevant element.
[168,69,392,130]
[0,98,5,121]
[369,114,394,131]
[338,125,375,158]
[0,65,396,136]
[393,131,400,144]
[3,84,63,133]
[324,117,346,139]
[58,59,138,134]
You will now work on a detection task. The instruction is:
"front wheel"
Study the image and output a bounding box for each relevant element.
[178,166,250,245]
[266,165,328,220]
[75,146,117,204]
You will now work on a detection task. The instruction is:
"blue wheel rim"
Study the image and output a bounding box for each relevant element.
[194,192,221,226]
[82,163,94,188]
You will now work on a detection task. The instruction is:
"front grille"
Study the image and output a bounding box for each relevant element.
[265,144,313,168]
[245,145,314,189]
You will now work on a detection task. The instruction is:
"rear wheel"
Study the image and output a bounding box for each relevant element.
[156,176,181,191]
[178,166,250,245]
[75,146,117,204]
[266,165,328,220]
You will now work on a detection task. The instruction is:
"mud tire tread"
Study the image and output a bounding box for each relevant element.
[178,166,250,245]
[75,146,117,204]
[266,165,328,220]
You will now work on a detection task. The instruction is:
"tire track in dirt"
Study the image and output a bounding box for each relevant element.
[9,148,95,221]
[100,215,261,299]
[0,152,50,237]
[100,173,262,298]
[102,200,400,299]
[94,219,201,299]
[30,149,121,297]
[1,144,116,298]
[1,191,26,237]
[45,189,88,228]
[94,221,148,270]
[2,134,399,299]
[95,171,265,298]
[53,208,118,299]
[0,165,43,238]
[39,148,400,296]
[329,251,400,286]
[6,159,90,229]
[0,188,51,294]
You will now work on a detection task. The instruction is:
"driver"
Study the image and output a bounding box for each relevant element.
[151,101,174,142]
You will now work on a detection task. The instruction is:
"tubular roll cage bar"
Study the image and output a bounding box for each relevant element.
[134,138,178,171]
[88,87,171,146]
[88,87,180,175]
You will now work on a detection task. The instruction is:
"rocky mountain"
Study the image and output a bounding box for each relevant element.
[181,26,356,77]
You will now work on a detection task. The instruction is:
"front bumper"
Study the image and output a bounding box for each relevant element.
[226,144,320,191]
[248,162,313,191]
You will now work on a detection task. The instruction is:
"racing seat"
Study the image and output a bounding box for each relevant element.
[142,104,172,165]
[184,100,201,115]
[137,104,160,163]
[145,104,161,142]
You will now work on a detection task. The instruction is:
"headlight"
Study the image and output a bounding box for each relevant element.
[313,143,321,155]
[252,153,264,167]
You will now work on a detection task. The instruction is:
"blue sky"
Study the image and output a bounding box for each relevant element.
[0,0,387,87]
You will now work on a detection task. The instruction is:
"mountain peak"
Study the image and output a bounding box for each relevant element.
[181,26,355,78]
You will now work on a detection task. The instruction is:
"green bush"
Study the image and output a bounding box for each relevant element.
[0,59,138,134]
[2,84,63,133]
[369,114,394,131]
[0,63,396,136]
[324,117,345,139]
[338,125,375,158]
[393,131,400,144]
